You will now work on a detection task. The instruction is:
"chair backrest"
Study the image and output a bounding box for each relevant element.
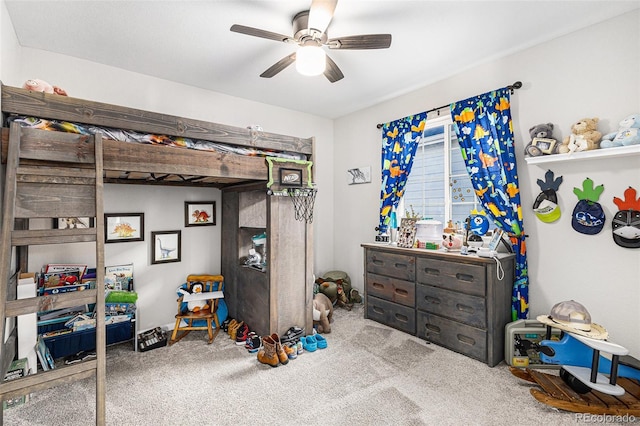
[187,274,224,293]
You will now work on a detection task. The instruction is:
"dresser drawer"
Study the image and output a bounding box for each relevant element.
[416,283,486,328]
[366,250,415,282]
[366,272,415,307]
[416,257,485,297]
[366,295,416,335]
[416,311,487,363]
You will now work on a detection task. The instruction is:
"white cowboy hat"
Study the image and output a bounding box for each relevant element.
[536,300,608,340]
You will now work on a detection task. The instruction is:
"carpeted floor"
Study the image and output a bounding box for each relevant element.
[4,304,578,425]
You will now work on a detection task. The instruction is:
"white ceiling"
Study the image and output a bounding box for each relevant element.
[5,0,640,119]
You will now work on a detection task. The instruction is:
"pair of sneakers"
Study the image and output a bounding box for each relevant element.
[300,334,328,352]
[280,326,305,346]
[245,332,261,353]
[235,323,251,345]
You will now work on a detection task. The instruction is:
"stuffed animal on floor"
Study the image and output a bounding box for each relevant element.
[315,270,361,310]
[22,79,68,96]
[185,281,209,313]
[313,292,333,333]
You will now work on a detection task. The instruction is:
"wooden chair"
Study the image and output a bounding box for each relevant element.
[169,274,224,345]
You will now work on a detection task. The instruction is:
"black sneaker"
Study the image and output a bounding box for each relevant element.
[235,323,251,345]
[245,334,262,353]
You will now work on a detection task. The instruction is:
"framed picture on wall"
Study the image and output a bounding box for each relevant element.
[151,230,181,264]
[53,217,94,229]
[105,213,145,243]
[184,201,216,227]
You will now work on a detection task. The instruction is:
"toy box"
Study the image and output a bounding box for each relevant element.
[505,319,561,368]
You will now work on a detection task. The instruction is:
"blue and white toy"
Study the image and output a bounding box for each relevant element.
[600,113,640,148]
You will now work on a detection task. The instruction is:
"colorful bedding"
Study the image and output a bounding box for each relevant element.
[7,116,306,161]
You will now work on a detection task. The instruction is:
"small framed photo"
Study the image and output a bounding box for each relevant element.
[151,230,181,264]
[532,137,557,155]
[279,168,303,187]
[184,201,216,227]
[53,217,94,229]
[105,213,144,243]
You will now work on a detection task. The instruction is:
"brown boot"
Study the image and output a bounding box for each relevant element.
[270,333,289,365]
[257,336,279,368]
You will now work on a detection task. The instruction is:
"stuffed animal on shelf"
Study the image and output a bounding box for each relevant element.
[524,123,558,156]
[558,118,602,154]
[442,232,463,251]
[185,281,209,313]
[313,292,333,333]
[600,114,640,148]
[22,79,68,96]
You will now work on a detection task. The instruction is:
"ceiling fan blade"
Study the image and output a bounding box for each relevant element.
[324,55,344,83]
[260,53,297,78]
[328,34,392,50]
[230,24,293,43]
[308,0,338,34]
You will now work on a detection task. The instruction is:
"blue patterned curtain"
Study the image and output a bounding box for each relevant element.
[450,88,529,320]
[379,113,427,233]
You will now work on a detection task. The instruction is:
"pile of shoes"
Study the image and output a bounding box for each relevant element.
[257,333,297,368]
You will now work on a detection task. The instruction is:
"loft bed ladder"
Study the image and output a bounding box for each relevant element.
[0,123,106,425]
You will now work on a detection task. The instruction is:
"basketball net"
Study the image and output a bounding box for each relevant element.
[287,188,317,223]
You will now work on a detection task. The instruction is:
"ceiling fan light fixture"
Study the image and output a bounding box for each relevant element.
[296,44,326,76]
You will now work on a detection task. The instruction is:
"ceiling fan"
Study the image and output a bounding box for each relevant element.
[230,0,392,83]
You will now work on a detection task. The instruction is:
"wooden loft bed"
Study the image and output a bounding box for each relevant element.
[1,84,314,186]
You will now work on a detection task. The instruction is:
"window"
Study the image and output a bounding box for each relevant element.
[399,115,479,228]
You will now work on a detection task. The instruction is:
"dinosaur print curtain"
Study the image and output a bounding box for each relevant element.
[379,113,427,233]
[450,88,529,320]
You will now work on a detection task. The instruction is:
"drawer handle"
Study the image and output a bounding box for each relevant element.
[423,267,440,276]
[457,334,476,346]
[456,303,474,314]
[456,273,474,282]
[372,306,385,314]
[394,313,409,323]
[425,296,440,305]
[395,288,408,296]
[372,282,385,289]
[425,324,440,333]
[372,258,384,265]
[394,262,408,269]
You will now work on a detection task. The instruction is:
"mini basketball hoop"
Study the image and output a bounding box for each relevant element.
[287,187,317,223]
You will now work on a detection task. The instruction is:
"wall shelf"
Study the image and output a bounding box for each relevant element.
[525,145,640,166]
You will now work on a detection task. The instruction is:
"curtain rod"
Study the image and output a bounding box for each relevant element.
[376,81,522,129]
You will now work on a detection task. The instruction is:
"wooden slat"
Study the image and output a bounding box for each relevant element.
[15,182,96,218]
[18,164,97,181]
[5,289,99,317]
[2,84,313,155]
[17,127,95,164]
[0,360,97,400]
[102,139,268,180]
[12,228,97,245]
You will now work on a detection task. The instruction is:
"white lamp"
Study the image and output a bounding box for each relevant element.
[296,44,326,76]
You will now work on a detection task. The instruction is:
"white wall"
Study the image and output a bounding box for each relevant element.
[0,0,335,331]
[334,10,640,356]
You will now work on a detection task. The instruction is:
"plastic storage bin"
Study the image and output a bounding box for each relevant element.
[42,321,134,359]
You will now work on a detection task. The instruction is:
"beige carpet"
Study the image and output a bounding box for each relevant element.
[4,304,578,425]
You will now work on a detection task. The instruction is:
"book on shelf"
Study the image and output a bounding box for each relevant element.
[3,358,30,409]
[38,305,89,322]
[44,263,87,279]
[42,269,82,288]
[41,281,95,295]
[105,263,134,292]
[36,336,55,370]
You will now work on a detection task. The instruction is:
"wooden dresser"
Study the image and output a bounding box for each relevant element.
[362,243,514,367]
